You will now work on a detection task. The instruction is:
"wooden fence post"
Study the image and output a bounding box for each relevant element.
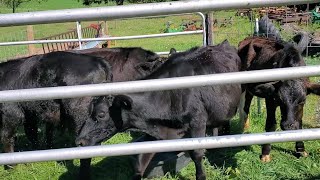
[205,12,214,45]
[104,21,109,35]
[27,25,36,55]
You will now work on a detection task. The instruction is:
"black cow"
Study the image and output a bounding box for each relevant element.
[75,40,242,180]
[1,47,162,180]
[238,36,320,162]
[70,47,164,82]
[70,47,163,179]
[0,51,112,180]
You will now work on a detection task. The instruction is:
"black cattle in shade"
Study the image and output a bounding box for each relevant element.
[75,40,242,180]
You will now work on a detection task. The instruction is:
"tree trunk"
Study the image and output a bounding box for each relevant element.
[12,0,15,13]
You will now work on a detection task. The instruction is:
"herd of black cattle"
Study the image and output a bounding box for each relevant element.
[0,35,319,180]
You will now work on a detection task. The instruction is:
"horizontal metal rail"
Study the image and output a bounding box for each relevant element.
[0,31,203,46]
[0,128,319,165]
[0,0,317,27]
[1,65,320,103]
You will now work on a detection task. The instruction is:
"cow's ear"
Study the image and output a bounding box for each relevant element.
[112,95,132,110]
[89,99,95,116]
[251,82,281,97]
[106,95,114,106]
[89,96,102,115]
[136,62,153,71]
[275,44,301,68]
[219,39,230,48]
[135,61,161,74]
[307,83,320,96]
[109,95,132,129]
[238,41,262,70]
[169,48,177,56]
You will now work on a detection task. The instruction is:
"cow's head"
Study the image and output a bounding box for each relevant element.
[247,43,319,131]
[75,95,133,146]
[76,96,116,146]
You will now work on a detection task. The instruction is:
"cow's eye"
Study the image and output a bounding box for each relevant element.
[97,112,106,119]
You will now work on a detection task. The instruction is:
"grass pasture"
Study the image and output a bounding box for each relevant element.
[1,1,320,179]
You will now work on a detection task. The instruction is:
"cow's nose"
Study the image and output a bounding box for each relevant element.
[281,121,297,130]
[75,138,88,147]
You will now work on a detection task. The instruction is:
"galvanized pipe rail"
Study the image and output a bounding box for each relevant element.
[1,65,320,103]
[0,12,206,52]
[0,128,319,165]
[0,0,317,26]
[0,30,204,46]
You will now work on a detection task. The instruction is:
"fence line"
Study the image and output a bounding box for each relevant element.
[0,0,316,27]
[0,30,204,46]
[1,128,320,165]
[0,12,206,58]
[1,65,320,103]
[0,0,319,166]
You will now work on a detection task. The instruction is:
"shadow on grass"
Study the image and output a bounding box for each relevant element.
[58,155,135,180]
[206,119,253,170]
[58,127,253,180]
[2,121,254,180]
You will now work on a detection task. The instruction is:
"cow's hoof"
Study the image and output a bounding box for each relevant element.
[132,175,142,180]
[296,151,308,158]
[244,116,250,129]
[260,155,271,162]
[196,174,206,180]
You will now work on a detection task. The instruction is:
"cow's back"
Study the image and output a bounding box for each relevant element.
[71,47,162,82]
[37,51,111,87]
[144,41,242,127]
[0,52,111,90]
[0,55,41,90]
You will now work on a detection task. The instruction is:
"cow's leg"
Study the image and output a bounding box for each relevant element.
[61,97,93,180]
[212,127,219,136]
[24,119,38,150]
[189,116,207,180]
[239,91,253,130]
[78,158,92,180]
[1,127,16,169]
[261,98,277,162]
[1,105,24,169]
[295,118,308,157]
[132,153,156,180]
[45,123,54,149]
[189,148,206,180]
[221,120,231,135]
[132,134,156,180]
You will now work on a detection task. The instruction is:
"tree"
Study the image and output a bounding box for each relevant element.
[0,0,47,13]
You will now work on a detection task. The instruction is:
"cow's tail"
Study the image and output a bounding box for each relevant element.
[292,31,310,54]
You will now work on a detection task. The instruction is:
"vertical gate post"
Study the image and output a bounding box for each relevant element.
[205,12,214,45]
[27,25,36,55]
[76,21,83,50]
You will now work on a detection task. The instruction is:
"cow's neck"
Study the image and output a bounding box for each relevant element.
[127,90,189,139]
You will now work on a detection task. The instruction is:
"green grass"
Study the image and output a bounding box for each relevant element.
[1,1,320,180]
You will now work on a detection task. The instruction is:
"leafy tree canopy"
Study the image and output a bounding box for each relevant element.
[0,0,47,13]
